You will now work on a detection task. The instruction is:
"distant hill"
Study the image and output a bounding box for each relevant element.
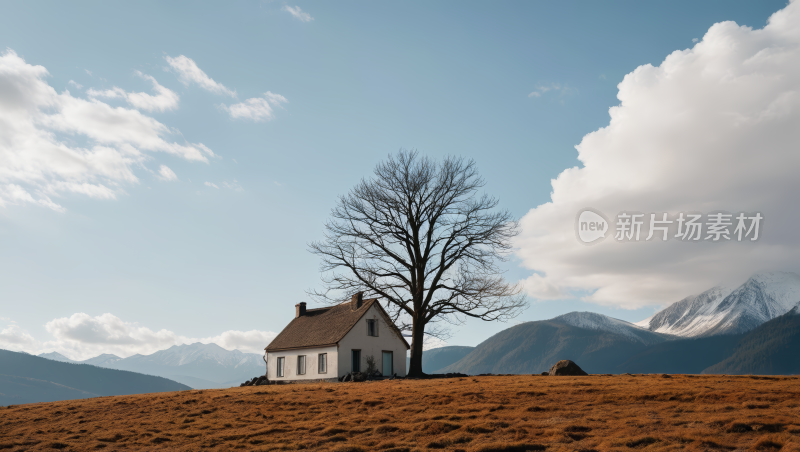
[37,352,75,363]
[424,346,475,373]
[104,343,264,389]
[703,304,800,375]
[615,335,740,374]
[406,346,476,374]
[0,349,189,406]
[551,312,671,346]
[36,343,266,389]
[82,354,122,367]
[438,319,650,375]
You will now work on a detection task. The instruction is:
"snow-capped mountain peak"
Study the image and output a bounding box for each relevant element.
[82,354,122,367]
[37,351,76,363]
[551,311,670,345]
[638,271,800,338]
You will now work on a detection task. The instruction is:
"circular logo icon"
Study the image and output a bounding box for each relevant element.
[575,208,609,245]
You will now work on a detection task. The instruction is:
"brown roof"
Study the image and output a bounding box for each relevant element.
[265,299,410,352]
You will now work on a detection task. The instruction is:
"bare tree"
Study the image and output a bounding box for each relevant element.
[308,150,527,377]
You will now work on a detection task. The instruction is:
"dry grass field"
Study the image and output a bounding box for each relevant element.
[2,374,800,452]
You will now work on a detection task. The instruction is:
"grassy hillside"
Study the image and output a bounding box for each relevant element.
[0,374,98,406]
[703,309,800,375]
[439,321,646,374]
[2,375,799,451]
[0,349,190,405]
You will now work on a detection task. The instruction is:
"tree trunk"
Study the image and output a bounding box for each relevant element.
[407,317,426,377]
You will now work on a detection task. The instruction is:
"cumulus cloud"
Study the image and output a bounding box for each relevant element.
[202,330,278,354]
[1,313,277,360]
[204,181,219,189]
[223,92,287,121]
[87,71,179,112]
[165,55,236,97]
[515,1,800,310]
[68,80,82,89]
[0,324,38,350]
[157,164,178,181]
[0,49,214,212]
[283,5,313,22]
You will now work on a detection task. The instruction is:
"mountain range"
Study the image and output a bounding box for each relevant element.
[37,343,265,389]
[0,350,189,406]
[440,272,800,375]
[635,272,800,337]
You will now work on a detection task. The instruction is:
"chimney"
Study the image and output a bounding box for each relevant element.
[351,292,363,310]
[295,302,307,318]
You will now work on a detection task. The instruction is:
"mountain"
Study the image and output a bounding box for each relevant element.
[551,312,671,346]
[702,303,800,375]
[104,343,265,389]
[82,353,122,367]
[37,351,76,363]
[424,346,475,373]
[406,346,476,374]
[637,272,800,337]
[438,317,652,375]
[0,349,189,406]
[615,335,740,374]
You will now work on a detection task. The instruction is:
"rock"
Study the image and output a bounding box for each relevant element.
[540,372,548,376]
[548,360,588,376]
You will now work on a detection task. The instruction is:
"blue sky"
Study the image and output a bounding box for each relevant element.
[0,1,792,357]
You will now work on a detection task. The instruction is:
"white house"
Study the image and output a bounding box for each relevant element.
[265,293,410,382]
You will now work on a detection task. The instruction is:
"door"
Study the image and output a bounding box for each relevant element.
[382,351,393,376]
[351,350,361,372]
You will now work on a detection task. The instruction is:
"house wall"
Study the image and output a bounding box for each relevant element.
[337,304,408,378]
[266,345,338,381]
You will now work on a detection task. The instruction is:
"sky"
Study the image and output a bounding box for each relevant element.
[0,0,795,360]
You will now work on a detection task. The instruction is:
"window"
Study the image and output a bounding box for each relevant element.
[318,353,327,374]
[297,355,306,375]
[367,319,378,337]
[351,349,361,373]
[277,357,285,377]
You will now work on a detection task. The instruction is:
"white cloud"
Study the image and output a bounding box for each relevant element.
[165,55,236,97]
[222,179,242,191]
[0,324,38,350]
[515,1,800,310]
[202,330,277,354]
[223,91,287,121]
[0,49,214,212]
[528,82,576,99]
[68,80,82,89]
[204,181,219,189]
[283,5,313,22]
[87,71,179,112]
[1,313,277,360]
[157,164,178,181]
